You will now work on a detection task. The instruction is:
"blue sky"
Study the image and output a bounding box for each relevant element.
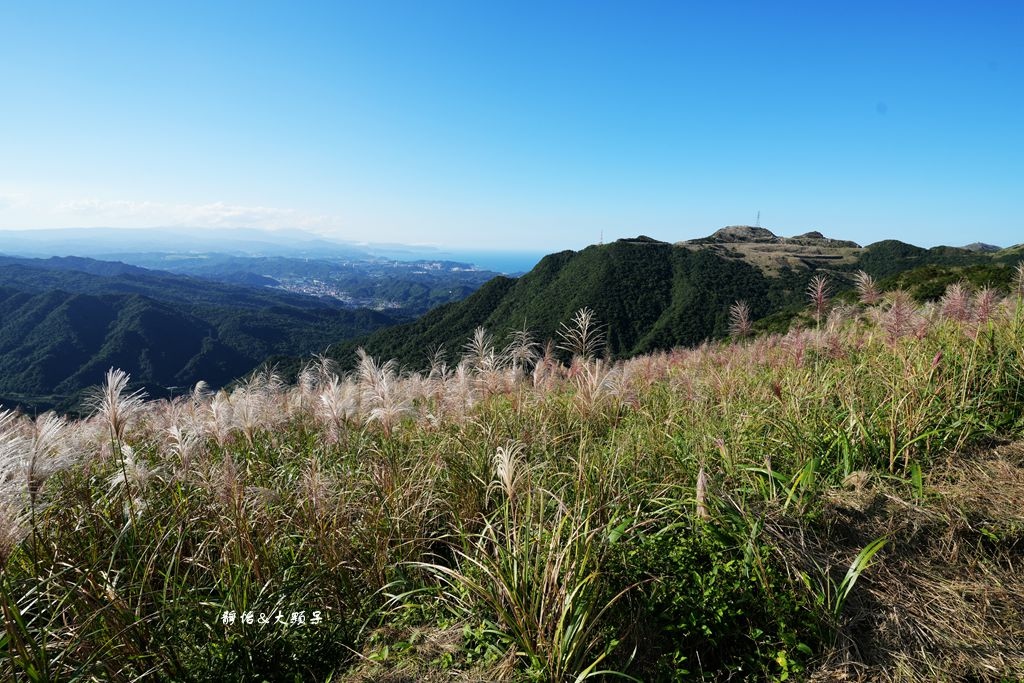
[0,1,1021,250]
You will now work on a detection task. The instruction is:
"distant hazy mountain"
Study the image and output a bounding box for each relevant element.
[0,255,395,412]
[0,227,372,259]
[298,227,1024,373]
[0,226,546,273]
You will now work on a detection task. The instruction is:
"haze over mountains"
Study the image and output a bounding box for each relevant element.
[1,225,1020,414]
[0,226,547,274]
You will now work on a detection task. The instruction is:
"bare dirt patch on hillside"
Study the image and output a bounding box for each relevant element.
[677,225,863,275]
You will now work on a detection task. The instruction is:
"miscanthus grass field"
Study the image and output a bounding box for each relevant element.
[3,270,1024,682]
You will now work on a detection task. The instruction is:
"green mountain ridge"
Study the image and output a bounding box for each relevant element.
[101,253,503,316]
[299,228,1024,373]
[4,229,1022,412]
[0,255,350,310]
[0,258,397,412]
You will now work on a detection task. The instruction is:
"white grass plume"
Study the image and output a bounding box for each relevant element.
[464,326,497,371]
[26,412,72,506]
[106,444,161,518]
[503,326,540,375]
[206,390,235,447]
[557,307,606,362]
[317,375,358,441]
[489,441,528,504]
[853,270,881,306]
[88,368,146,441]
[729,300,753,338]
[355,348,412,434]
[167,424,200,476]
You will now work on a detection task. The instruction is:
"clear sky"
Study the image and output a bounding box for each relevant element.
[1,1,1021,250]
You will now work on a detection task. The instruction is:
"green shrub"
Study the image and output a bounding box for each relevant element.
[607,525,817,681]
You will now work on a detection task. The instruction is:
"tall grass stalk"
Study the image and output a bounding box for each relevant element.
[88,368,146,528]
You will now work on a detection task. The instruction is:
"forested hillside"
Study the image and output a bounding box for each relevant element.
[0,257,394,412]
[305,229,1023,373]
[0,255,361,310]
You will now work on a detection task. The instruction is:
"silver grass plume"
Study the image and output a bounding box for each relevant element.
[0,410,31,563]
[0,409,24,495]
[207,390,234,447]
[882,290,917,342]
[807,275,831,326]
[87,370,147,527]
[490,441,527,505]
[728,301,753,338]
[26,412,71,506]
[532,340,561,388]
[88,368,146,441]
[573,358,619,415]
[696,466,710,521]
[105,444,161,522]
[973,287,999,325]
[558,307,606,362]
[853,270,881,306]
[318,375,358,441]
[355,348,411,434]
[449,360,476,417]
[502,325,540,375]
[427,346,450,381]
[167,424,200,476]
[190,380,211,410]
[940,282,973,323]
[826,303,856,334]
[231,386,263,447]
[463,326,498,372]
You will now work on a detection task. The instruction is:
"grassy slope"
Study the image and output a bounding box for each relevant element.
[3,286,1023,681]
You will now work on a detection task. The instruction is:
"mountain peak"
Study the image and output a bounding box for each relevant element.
[962,242,1001,253]
[677,226,863,275]
[615,235,668,245]
[708,226,780,243]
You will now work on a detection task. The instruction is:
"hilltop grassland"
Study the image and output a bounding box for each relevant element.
[2,272,1024,681]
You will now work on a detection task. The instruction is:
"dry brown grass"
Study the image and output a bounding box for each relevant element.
[786,443,1024,681]
[677,237,862,276]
